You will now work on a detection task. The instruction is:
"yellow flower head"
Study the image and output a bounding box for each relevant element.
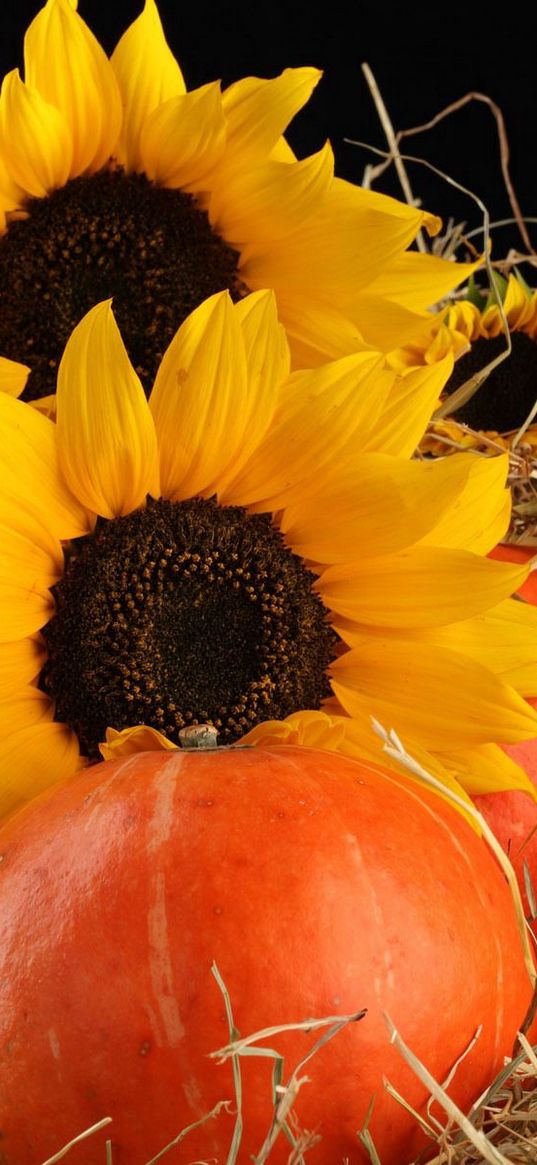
[1,290,537,819]
[418,273,537,447]
[439,273,537,435]
[0,0,476,409]
[414,273,537,542]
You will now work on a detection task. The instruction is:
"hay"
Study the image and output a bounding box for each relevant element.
[421,420,537,544]
[404,1031,537,1164]
[506,447,537,544]
[36,991,537,1165]
[36,1034,537,1165]
[39,1119,113,1164]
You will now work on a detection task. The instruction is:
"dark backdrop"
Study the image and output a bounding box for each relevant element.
[2,1,535,260]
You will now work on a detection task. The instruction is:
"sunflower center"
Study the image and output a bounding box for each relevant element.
[0,169,243,401]
[40,497,338,759]
[445,331,537,432]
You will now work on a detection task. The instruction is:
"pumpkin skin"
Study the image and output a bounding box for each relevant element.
[473,733,537,917]
[0,746,533,1165]
[479,546,537,910]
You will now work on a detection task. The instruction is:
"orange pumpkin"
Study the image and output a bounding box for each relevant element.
[473,731,537,917]
[0,745,533,1165]
[480,549,537,910]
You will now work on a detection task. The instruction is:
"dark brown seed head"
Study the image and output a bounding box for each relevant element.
[41,497,338,758]
[0,169,243,401]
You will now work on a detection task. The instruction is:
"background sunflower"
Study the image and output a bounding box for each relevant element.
[415,273,537,544]
[0,0,475,413]
[3,0,534,245]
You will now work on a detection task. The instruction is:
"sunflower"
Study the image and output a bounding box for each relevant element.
[412,273,537,541]
[1,289,537,820]
[0,0,476,411]
[422,273,537,435]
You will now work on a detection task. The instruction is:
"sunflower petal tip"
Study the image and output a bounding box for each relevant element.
[423,210,442,237]
[288,64,323,94]
[99,723,177,760]
[297,65,323,82]
[206,288,235,314]
[0,356,30,399]
[253,287,277,308]
[24,0,122,177]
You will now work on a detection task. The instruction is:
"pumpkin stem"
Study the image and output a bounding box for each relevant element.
[178,724,219,749]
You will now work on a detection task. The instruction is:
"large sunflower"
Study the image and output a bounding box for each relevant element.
[1,289,537,819]
[0,0,476,409]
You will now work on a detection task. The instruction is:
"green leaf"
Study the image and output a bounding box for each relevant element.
[484,271,508,312]
[466,274,486,310]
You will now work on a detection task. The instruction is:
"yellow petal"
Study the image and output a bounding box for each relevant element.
[0,638,45,698]
[149,291,248,501]
[345,295,442,353]
[234,288,290,389]
[243,198,433,306]
[408,319,464,366]
[336,597,537,701]
[242,172,438,303]
[320,711,389,763]
[0,688,53,735]
[445,299,484,344]
[210,142,333,247]
[30,393,57,420]
[0,494,64,569]
[0,586,52,641]
[0,356,29,398]
[56,300,160,518]
[479,302,505,338]
[0,69,72,197]
[366,252,481,312]
[418,453,510,553]
[0,155,25,226]
[363,354,454,457]
[140,82,227,190]
[280,450,474,564]
[224,353,395,510]
[525,292,537,339]
[425,598,537,696]
[217,291,288,499]
[439,743,537,800]
[241,709,348,752]
[331,639,537,751]
[99,724,177,760]
[318,548,530,628]
[331,174,440,237]
[273,294,367,368]
[0,392,90,540]
[0,525,58,639]
[0,720,82,821]
[24,0,122,176]
[0,522,61,584]
[269,137,296,163]
[502,273,535,328]
[222,68,321,163]
[110,0,185,172]
[480,275,536,336]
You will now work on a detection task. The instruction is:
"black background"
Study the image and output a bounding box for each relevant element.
[1,1,536,260]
